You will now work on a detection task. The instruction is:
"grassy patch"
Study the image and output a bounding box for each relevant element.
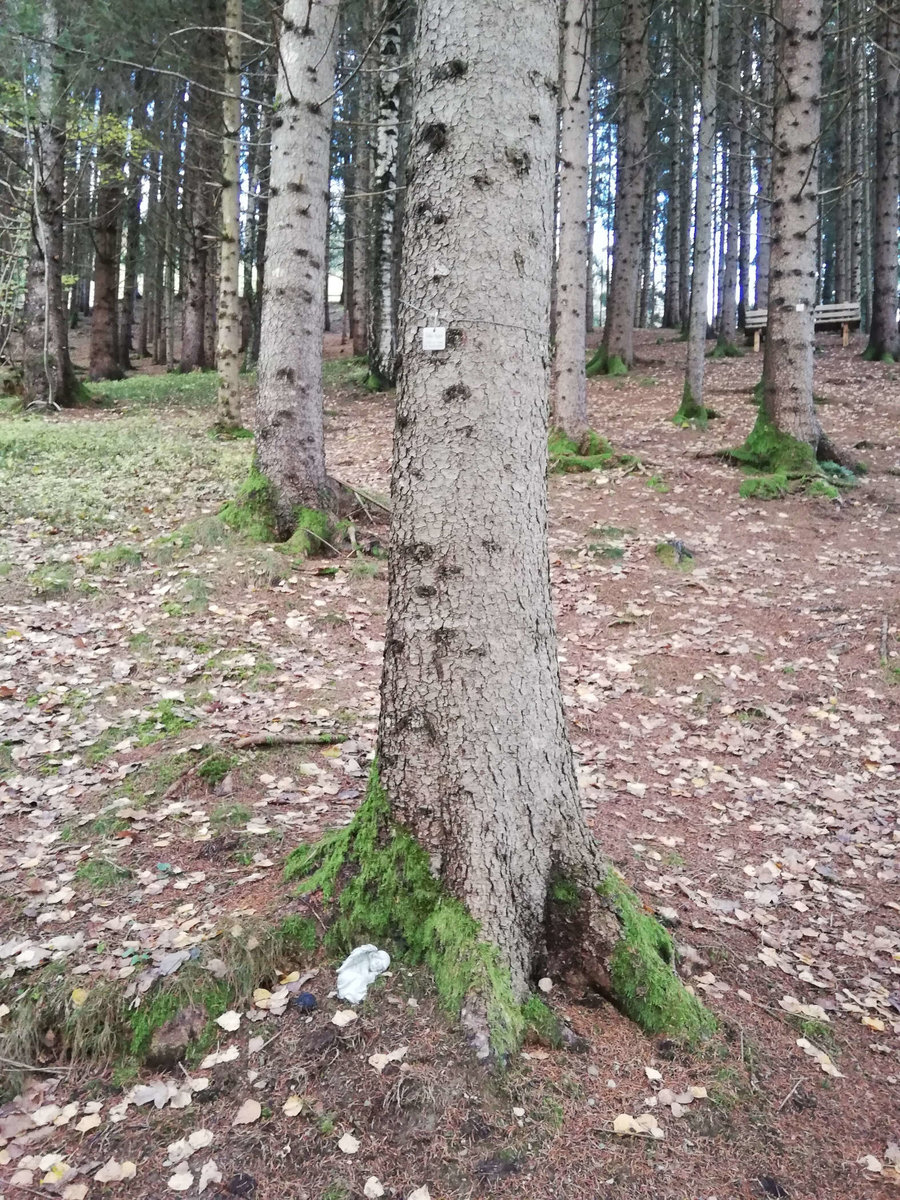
[322,356,370,390]
[549,430,637,474]
[75,857,132,890]
[197,752,239,787]
[27,561,75,596]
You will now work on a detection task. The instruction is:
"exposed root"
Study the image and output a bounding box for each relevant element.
[549,429,639,474]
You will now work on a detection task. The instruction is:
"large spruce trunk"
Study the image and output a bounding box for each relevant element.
[22,1,80,408]
[254,0,338,532]
[88,87,124,383]
[864,3,900,360]
[552,0,592,438]
[601,0,649,369]
[761,0,824,445]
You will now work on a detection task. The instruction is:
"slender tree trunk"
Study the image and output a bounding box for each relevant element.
[761,0,825,448]
[681,0,719,415]
[349,5,371,360]
[217,0,243,428]
[89,87,124,382]
[738,52,751,330]
[718,9,741,347]
[366,0,404,388]
[180,35,216,372]
[254,0,339,534]
[22,0,80,408]
[864,2,900,359]
[552,0,592,439]
[118,104,144,372]
[601,0,649,370]
[754,7,775,307]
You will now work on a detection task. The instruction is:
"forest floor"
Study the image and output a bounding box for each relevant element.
[0,328,898,1200]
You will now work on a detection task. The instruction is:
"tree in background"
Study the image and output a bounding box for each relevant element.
[864,2,900,361]
[216,0,244,431]
[552,0,592,441]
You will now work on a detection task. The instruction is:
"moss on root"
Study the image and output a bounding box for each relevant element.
[549,430,638,474]
[220,466,334,554]
[708,339,744,359]
[521,995,564,1047]
[673,382,710,429]
[598,870,715,1042]
[585,346,628,377]
[285,766,524,1057]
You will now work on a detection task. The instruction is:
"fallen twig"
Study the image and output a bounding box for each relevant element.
[232,732,347,749]
[880,613,889,663]
[161,753,214,802]
[0,1054,71,1074]
[777,1079,801,1112]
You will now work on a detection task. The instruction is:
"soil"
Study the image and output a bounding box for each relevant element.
[0,327,898,1200]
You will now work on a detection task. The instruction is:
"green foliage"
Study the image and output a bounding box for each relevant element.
[281,508,333,556]
[86,545,142,571]
[197,752,238,787]
[27,561,74,595]
[75,857,132,890]
[285,766,524,1057]
[655,542,693,572]
[135,699,195,746]
[322,356,370,389]
[645,475,669,493]
[597,870,715,1042]
[278,914,318,954]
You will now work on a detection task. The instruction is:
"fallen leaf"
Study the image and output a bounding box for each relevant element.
[74,1111,102,1132]
[860,1155,883,1174]
[332,1009,358,1027]
[408,1188,431,1200]
[338,1131,360,1154]
[248,1035,265,1055]
[796,1037,843,1077]
[233,1099,261,1126]
[62,1186,89,1200]
[645,1066,662,1083]
[282,1095,306,1117]
[368,1045,408,1073]
[199,1045,239,1069]
[198,1160,222,1194]
[167,1168,194,1192]
[94,1158,137,1183]
[779,996,830,1022]
[216,1010,241,1032]
[364,1178,386,1199]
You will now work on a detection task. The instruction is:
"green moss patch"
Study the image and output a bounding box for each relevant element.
[219,465,277,542]
[549,430,638,474]
[585,346,628,377]
[285,766,524,1057]
[673,382,710,429]
[598,870,715,1042]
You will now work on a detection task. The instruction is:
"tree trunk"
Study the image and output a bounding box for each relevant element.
[287,0,714,1061]
[864,3,900,359]
[680,0,719,416]
[552,0,592,439]
[601,0,649,370]
[180,38,215,372]
[754,7,775,307]
[89,87,124,383]
[118,101,144,372]
[718,9,740,347]
[216,0,243,428]
[254,0,338,535]
[22,0,80,408]
[366,0,404,388]
[761,0,825,448]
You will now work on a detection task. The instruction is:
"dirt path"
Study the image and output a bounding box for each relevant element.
[0,331,897,1200]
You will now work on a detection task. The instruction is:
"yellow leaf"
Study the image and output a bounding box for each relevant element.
[70,988,88,1010]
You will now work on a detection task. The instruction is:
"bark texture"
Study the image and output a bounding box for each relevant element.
[367,0,404,388]
[22,1,79,408]
[254,0,338,533]
[754,8,775,307]
[761,0,823,446]
[216,0,243,427]
[601,0,649,369]
[552,0,592,438]
[380,0,600,1002]
[88,88,123,383]
[682,0,719,413]
[865,3,900,359]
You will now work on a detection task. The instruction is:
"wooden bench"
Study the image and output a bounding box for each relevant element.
[744,302,861,351]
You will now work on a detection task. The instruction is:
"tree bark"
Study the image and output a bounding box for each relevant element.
[366,0,404,388]
[681,0,719,413]
[88,88,123,382]
[761,0,824,447]
[180,23,217,373]
[254,0,339,534]
[22,0,80,408]
[601,0,649,369]
[864,2,900,359]
[552,0,592,439]
[718,9,741,347]
[754,6,775,307]
[216,0,243,428]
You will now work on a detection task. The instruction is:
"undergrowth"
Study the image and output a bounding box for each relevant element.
[548,430,637,474]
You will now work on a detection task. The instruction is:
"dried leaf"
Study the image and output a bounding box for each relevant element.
[74,1111,102,1133]
[167,1168,194,1192]
[796,1037,843,1077]
[368,1045,408,1073]
[332,1009,359,1027]
[94,1159,137,1183]
[233,1099,261,1126]
[282,1095,306,1117]
[198,1160,222,1194]
[338,1132,360,1154]
[216,1010,241,1032]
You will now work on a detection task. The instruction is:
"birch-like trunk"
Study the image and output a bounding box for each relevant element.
[552,0,592,439]
[22,1,79,408]
[367,0,404,388]
[865,3,900,359]
[601,0,649,369]
[216,0,243,428]
[255,0,338,534]
[682,0,719,410]
[761,0,823,446]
